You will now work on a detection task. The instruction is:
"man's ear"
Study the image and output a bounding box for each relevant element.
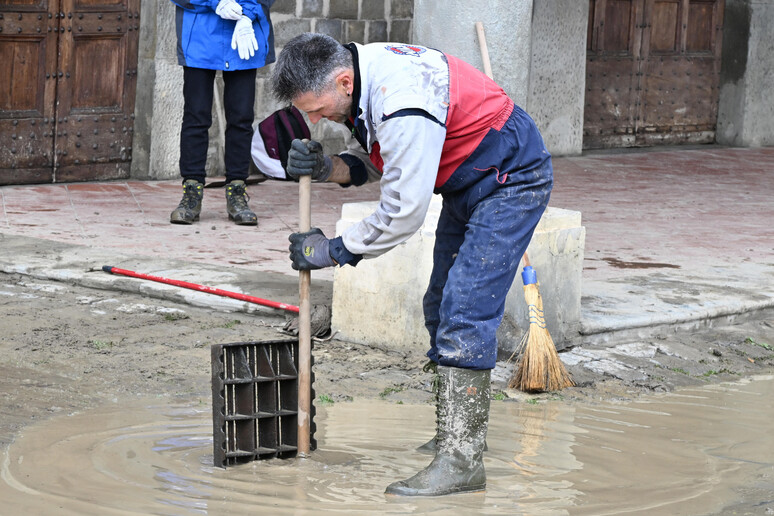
[335,70,354,95]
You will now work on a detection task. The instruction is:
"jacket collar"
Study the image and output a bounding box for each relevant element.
[343,42,362,122]
[343,42,368,150]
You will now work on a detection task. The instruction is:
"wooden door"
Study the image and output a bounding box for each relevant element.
[0,0,59,184]
[0,0,140,185]
[584,0,724,149]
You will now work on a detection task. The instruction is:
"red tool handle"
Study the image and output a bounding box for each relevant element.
[101,265,299,313]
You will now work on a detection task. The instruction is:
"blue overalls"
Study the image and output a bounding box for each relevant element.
[424,105,553,370]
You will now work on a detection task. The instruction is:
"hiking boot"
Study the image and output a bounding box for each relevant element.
[170,179,203,224]
[386,366,491,496]
[226,180,258,226]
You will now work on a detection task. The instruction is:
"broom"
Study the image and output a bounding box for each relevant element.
[507,252,574,392]
[472,22,573,393]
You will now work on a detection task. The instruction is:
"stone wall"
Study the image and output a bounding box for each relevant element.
[717,0,774,147]
[132,0,414,180]
[526,0,587,156]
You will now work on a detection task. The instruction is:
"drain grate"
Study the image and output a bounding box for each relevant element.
[211,339,316,467]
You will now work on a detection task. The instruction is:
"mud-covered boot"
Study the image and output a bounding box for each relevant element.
[386,365,491,496]
[170,179,203,224]
[225,180,258,226]
[417,360,487,455]
[416,360,440,454]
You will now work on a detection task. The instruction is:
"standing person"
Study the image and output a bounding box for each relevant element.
[271,33,553,496]
[169,0,275,225]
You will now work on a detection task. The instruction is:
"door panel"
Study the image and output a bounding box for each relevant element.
[0,1,58,184]
[584,0,643,147]
[637,0,723,145]
[686,1,715,52]
[2,39,42,112]
[72,35,125,109]
[584,0,724,149]
[648,1,679,53]
[603,0,636,52]
[54,0,139,182]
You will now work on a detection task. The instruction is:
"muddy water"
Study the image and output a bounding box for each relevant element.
[1,376,773,515]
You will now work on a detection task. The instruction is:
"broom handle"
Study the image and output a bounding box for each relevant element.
[101,266,299,312]
[476,23,532,274]
[475,22,494,80]
[297,174,312,455]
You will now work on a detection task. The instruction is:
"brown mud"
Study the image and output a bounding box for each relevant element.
[1,272,773,514]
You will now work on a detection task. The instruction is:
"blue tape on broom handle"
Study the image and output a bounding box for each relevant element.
[522,265,537,285]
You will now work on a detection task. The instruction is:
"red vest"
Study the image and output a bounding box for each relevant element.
[366,54,514,189]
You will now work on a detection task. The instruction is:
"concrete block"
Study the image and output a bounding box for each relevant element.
[274,18,313,47]
[346,20,366,44]
[367,20,388,43]
[273,0,297,15]
[389,19,412,43]
[331,196,585,355]
[300,0,323,17]
[390,0,414,18]
[315,19,344,42]
[361,0,385,20]
[329,0,358,19]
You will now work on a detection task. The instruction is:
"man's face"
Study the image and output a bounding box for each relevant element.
[293,88,352,125]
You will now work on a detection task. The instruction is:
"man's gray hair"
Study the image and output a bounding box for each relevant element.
[271,33,354,104]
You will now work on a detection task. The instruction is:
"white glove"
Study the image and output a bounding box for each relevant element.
[215,0,242,20]
[231,15,258,60]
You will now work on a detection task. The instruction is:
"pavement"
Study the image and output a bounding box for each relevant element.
[1,145,773,346]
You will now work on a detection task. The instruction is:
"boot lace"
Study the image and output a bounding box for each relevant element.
[227,182,250,212]
[179,182,202,210]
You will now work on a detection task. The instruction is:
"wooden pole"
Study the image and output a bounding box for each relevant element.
[297,174,312,455]
[475,21,494,81]
[477,21,530,271]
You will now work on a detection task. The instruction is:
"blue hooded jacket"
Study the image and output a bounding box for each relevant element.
[171,0,275,71]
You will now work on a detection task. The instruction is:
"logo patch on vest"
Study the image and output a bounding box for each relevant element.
[385,44,426,57]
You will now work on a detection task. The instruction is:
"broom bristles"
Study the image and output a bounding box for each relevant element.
[508,282,574,393]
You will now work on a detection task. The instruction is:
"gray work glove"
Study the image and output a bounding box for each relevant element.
[215,0,242,20]
[289,228,337,270]
[286,139,333,182]
[231,15,258,60]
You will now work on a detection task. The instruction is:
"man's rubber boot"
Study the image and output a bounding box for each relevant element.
[226,180,258,226]
[416,360,487,455]
[170,179,203,224]
[417,434,488,455]
[386,365,491,496]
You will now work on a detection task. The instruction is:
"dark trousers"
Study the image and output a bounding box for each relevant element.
[179,66,257,183]
[423,160,553,370]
